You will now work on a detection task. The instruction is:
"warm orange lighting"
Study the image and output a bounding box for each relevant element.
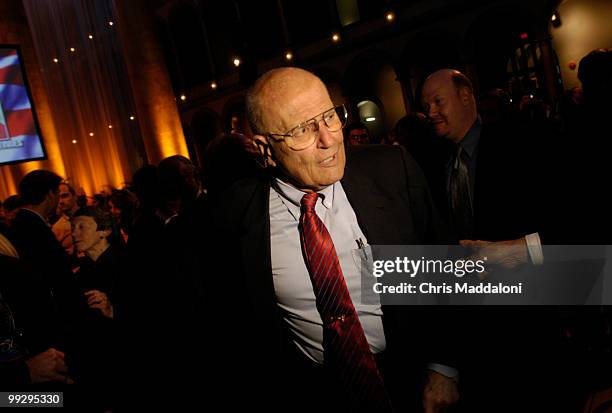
[108,21,114,26]
[332,33,340,42]
[69,47,76,52]
[129,115,135,120]
[72,139,77,144]
[180,94,187,101]
[210,81,217,89]
[52,58,59,63]
[285,51,293,61]
[233,57,241,67]
[108,125,113,129]
[89,132,94,136]
[88,34,94,39]
[385,12,395,22]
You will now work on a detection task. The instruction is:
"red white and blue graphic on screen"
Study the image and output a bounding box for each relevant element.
[0,48,45,165]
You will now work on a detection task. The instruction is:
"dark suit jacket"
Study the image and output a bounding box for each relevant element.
[7,209,80,339]
[412,120,580,411]
[472,120,558,242]
[201,145,450,410]
[418,119,559,243]
[0,252,72,390]
[7,209,73,283]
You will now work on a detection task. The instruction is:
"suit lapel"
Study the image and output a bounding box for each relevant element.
[341,157,391,245]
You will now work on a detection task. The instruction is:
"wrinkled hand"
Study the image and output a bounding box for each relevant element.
[84,290,114,319]
[25,348,74,384]
[460,239,529,279]
[423,370,459,413]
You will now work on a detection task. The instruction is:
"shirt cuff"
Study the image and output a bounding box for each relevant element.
[427,363,459,381]
[525,232,544,265]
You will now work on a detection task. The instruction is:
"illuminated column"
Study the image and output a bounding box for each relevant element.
[114,0,188,164]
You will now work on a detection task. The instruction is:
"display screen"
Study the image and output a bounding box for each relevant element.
[0,46,46,165]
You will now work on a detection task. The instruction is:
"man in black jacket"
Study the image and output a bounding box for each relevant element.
[202,67,457,412]
[419,68,580,412]
[7,170,72,287]
[6,171,82,391]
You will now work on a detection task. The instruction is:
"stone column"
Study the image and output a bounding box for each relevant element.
[114,0,188,164]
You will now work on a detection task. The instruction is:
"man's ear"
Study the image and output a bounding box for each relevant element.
[459,87,472,106]
[100,229,112,240]
[253,135,277,168]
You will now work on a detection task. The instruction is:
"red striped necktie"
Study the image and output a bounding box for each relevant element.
[299,192,393,411]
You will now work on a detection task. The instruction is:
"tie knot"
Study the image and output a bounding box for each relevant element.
[301,192,318,212]
[454,144,464,158]
[452,145,467,169]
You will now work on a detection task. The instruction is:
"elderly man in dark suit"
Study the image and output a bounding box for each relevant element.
[202,67,457,412]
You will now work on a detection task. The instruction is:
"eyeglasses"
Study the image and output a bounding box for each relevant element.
[266,105,348,150]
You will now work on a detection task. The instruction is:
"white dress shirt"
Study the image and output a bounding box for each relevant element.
[269,178,385,364]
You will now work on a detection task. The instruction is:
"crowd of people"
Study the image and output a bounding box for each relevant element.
[0,48,611,412]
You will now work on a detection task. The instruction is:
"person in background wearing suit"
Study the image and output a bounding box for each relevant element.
[420,69,577,412]
[1,172,75,389]
[420,69,553,255]
[7,170,75,299]
[203,67,457,412]
[6,171,84,388]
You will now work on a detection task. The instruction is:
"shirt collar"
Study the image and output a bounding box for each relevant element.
[459,118,481,159]
[273,178,334,210]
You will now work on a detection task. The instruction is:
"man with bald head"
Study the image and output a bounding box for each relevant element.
[203,67,457,412]
[421,68,549,260]
[421,69,478,145]
[421,69,567,412]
